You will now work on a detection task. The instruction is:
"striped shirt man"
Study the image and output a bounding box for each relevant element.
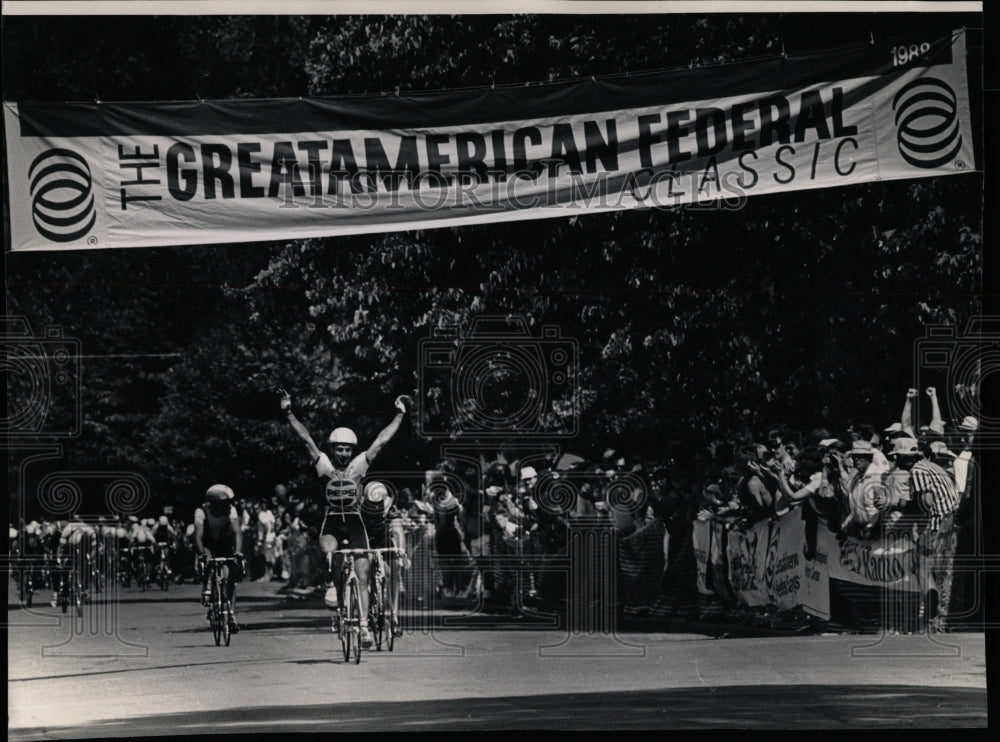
[909,459,959,531]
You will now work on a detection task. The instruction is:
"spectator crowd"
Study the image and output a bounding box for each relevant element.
[10,387,981,633]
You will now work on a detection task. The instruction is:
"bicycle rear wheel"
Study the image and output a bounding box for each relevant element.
[340,581,353,663]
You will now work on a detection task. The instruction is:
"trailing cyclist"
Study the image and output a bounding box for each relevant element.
[361,480,409,638]
[280,389,411,649]
[194,484,245,634]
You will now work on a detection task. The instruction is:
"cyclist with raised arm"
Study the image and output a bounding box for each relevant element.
[280,389,411,649]
[194,484,245,634]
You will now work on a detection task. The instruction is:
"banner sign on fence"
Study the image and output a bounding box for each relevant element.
[3,29,975,250]
[726,518,771,607]
[821,527,923,592]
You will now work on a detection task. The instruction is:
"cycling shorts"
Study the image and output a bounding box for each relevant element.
[320,511,369,552]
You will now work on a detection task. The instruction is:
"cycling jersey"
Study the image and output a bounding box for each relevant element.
[194,503,239,556]
[361,498,401,550]
[315,452,370,514]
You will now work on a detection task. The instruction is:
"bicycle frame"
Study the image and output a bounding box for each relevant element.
[132,546,153,591]
[203,557,239,647]
[334,548,374,664]
[155,543,172,591]
[367,547,404,652]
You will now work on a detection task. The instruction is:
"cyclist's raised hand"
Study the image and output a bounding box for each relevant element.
[278,388,292,413]
[394,394,415,415]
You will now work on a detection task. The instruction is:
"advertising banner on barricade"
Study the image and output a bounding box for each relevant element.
[800,525,832,621]
[823,527,923,592]
[3,29,975,250]
[761,511,807,613]
[726,518,770,607]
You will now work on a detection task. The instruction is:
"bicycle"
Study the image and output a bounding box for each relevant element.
[56,546,92,617]
[201,556,242,647]
[368,547,404,652]
[118,547,133,588]
[334,548,374,664]
[154,542,172,591]
[133,545,152,591]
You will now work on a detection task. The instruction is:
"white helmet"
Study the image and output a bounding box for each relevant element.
[205,484,235,501]
[520,466,538,481]
[328,427,358,446]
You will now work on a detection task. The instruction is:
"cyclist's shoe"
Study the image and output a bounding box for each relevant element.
[324,586,339,610]
[227,613,240,634]
[50,594,58,608]
[206,608,213,623]
[331,614,340,633]
[360,626,374,649]
[391,618,403,638]
[201,589,211,606]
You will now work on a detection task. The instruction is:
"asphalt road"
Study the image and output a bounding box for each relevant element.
[7,579,988,736]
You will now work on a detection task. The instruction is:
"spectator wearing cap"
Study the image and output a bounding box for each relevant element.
[844,440,889,535]
[883,436,920,525]
[850,423,892,473]
[885,436,959,532]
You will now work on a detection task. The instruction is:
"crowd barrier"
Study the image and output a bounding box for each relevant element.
[675,509,960,630]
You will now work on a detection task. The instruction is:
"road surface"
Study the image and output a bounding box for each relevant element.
[7,579,988,736]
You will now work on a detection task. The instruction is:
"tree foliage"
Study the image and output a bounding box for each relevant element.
[3,13,983,515]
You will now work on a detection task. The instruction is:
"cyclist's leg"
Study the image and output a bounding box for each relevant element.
[320,513,348,608]
[348,516,372,644]
[200,546,214,604]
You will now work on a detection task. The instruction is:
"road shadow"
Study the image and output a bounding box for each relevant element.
[9,684,986,736]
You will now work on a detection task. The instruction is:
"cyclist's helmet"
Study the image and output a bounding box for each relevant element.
[158,515,169,526]
[327,427,358,446]
[205,484,235,501]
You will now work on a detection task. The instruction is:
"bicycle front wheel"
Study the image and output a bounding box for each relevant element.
[210,571,223,646]
[350,581,362,665]
[221,580,232,647]
[371,575,384,651]
[340,582,353,663]
[384,569,396,652]
[74,575,84,617]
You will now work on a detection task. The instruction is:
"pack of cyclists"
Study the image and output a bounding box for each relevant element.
[8,391,415,650]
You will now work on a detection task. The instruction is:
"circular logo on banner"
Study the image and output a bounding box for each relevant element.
[28,148,96,242]
[892,77,963,169]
